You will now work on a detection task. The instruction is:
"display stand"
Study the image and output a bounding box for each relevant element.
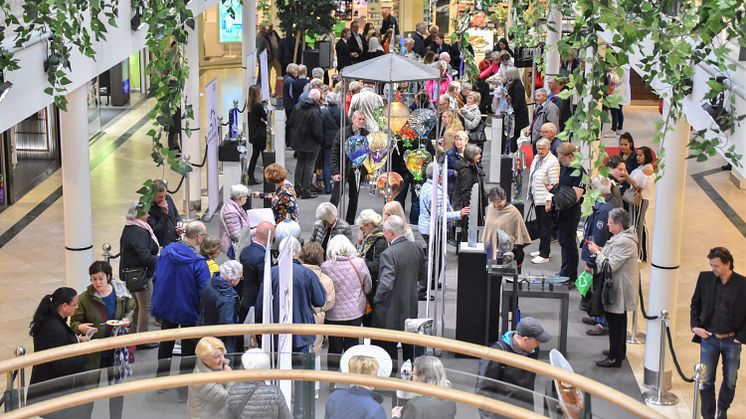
[488,115,503,184]
[455,242,489,354]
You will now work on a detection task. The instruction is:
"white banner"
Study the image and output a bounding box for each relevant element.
[261,230,274,357]
[246,50,257,88]
[277,237,294,409]
[259,50,270,102]
[425,160,439,317]
[205,78,220,218]
[439,159,449,337]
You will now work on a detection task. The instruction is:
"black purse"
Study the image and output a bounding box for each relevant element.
[121,267,149,293]
[600,260,614,307]
[524,202,541,241]
[468,119,487,144]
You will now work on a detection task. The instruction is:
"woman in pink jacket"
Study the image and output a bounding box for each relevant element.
[320,234,371,369]
[219,184,251,259]
[425,60,452,101]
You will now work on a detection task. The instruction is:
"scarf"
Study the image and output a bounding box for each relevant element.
[126,218,160,248]
[481,204,532,259]
[359,226,385,257]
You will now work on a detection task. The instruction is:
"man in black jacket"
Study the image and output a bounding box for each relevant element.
[147,179,183,246]
[289,88,324,199]
[330,110,368,224]
[412,22,427,56]
[690,247,746,419]
[335,28,353,71]
[380,8,399,36]
[238,221,275,323]
[475,318,550,417]
[348,21,364,64]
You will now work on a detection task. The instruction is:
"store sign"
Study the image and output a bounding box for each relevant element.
[219,2,243,43]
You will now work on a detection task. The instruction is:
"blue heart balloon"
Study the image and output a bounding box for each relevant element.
[345,135,368,167]
[408,109,436,138]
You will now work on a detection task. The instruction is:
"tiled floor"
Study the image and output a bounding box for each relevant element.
[0,68,744,419]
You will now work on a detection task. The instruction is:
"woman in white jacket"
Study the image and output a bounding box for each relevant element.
[527,138,560,264]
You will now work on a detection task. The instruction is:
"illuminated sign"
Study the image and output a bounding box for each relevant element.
[219,2,243,43]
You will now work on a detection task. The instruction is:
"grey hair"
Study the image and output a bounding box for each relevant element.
[435,60,448,70]
[315,202,338,224]
[505,67,521,81]
[356,209,382,228]
[126,200,141,220]
[455,130,469,143]
[415,22,426,32]
[382,214,407,238]
[591,177,612,196]
[241,348,270,370]
[349,81,362,92]
[325,92,339,105]
[536,138,551,148]
[326,234,358,261]
[413,356,451,388]
[438,52,450,61]
[297,65,308,75]
[153,179,168,193]
[488,186,507,203]
[352,110,365,119]
[461,81,472,91]
[230,184,250,200]
[311,67,324,79]
[405,37,414,46]
[426,162,437,179]
[309,88,321,101]
[279,235,302,258]
[463,144,481,162]
[535,88,548,97]
[184,220,206,239]
[219,260,243,281]
[609,207,631,230]
[286,63,299,74]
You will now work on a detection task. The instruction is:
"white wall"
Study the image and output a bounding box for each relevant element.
[0,0,220,133]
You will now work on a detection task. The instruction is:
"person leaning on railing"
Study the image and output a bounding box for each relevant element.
[392,355,456,419]
[187,337,232,419]
[27,287,89,418]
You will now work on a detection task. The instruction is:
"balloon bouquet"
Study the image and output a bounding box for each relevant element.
[402,108,436,195]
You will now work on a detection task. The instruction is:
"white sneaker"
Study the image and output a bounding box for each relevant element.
[532,256,550,264]
[530,251,541,257]
[603,132,616,138]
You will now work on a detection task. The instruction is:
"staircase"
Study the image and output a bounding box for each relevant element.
[630,70,659,106]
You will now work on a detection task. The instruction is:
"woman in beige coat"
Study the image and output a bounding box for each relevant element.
[187,337,232,418]
[299,242,336,354]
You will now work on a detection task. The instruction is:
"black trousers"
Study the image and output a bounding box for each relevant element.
[325,317,362,369]
[605,311,627,361]
[294,150,318,194]
[535,207,553,258]
[330,170,362,225]
[156,320,198,396]
[248,142,265,181]
[81,356,123,419]
[557,212,581,281]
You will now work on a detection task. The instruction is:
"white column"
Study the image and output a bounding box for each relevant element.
[544,4,562,82]
[243,0,257,95]
[185,19,202,212]
[643,104,690,387]
[273,108,286,167]
[60,85,94,290]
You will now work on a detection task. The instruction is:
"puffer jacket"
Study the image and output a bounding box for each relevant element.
[527,152,560,204]
[225,380,292,419]
[198,275,240,352]
[309,219,353,250]
[596,227,639,315]
[187,358,232,419]
[321,257,371,321]
[219,198,250,253]
[459,103,482,130]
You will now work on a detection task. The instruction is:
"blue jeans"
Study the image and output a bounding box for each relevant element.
[700,335,741,418]
[395,173,422,225]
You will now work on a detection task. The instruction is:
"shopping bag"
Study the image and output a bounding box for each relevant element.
[575,271,593,297]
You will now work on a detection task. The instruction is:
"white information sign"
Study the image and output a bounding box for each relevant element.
[205,78,220,218]
[259,50,270,101]
[277,238,294,409]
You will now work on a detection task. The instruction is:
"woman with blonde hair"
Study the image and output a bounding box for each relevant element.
[383,201,414,241]
[187,337,232,419]
[392,355,456,419]
[321,235,371,368]
[325,356,386,418]
[200,235,222,277]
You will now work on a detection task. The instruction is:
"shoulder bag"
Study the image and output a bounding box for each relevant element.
[468,119,487,145]
[622,187,642,207]
[524,202,541,241]
[600,259,615,307]
[121,267,149,293]
[348,260,373,315]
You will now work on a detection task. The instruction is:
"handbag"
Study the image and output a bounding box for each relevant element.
[468,119,487,144]
[121,267,149,293]
[524,202,541,241]
[349,260,373,315]
[622,187,642,207]
[600,260,615,307]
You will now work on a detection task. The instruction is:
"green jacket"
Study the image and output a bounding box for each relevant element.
[70,280,135,371]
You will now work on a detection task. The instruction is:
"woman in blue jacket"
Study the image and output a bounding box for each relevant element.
[325,355,386,419]
[199,260,243,353]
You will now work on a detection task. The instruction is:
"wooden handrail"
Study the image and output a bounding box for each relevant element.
[2,370,545,419]
[0,324,664,419]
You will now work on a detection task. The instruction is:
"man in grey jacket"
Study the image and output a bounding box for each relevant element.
[530,88,559,147]
[371,215,427,365]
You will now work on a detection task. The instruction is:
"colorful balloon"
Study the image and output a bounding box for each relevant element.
[362,155,388,173]
[345,135,368,167]
[407,109,437,138]
[383,102,411,133]
[376,171,404,201]
[365,131,390,163]
[404,148,433,181]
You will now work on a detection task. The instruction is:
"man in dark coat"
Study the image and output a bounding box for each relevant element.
[147,179,183,246]
[238,221,275,323]
[256,23,282,95]
[548,77,573,133]
[475,318,550,417]
[371,215,427,365]
[335,28,353,71]
[690,247,746,419]
[412,22,427,56]
[288,88,324,199]
[348,21,365,64]
[380,8,399,36]
[330,110,368,224]
[282,64,299,148]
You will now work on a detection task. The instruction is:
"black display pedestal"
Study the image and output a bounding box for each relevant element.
[455,243,498,356]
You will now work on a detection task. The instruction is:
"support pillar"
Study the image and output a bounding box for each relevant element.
[242,0,257,96]
[185,20,202,212]
[544,4,562,82]
[60,85,94,290]
[643,104,690,387]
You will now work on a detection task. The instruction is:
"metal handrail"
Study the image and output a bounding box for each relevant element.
[0,324,665,419]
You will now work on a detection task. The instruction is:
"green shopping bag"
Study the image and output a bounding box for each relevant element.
[575,271,593,297]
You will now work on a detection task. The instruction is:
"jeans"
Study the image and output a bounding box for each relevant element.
[294,150,318,194]
[395,173,422,225]
[535,206,553,258]
[557,211,581,281]
[320,146,332,193]
[132,284,152,333]
[610,105,624,131]
[605,311,627,361]
[700,336,741,418]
